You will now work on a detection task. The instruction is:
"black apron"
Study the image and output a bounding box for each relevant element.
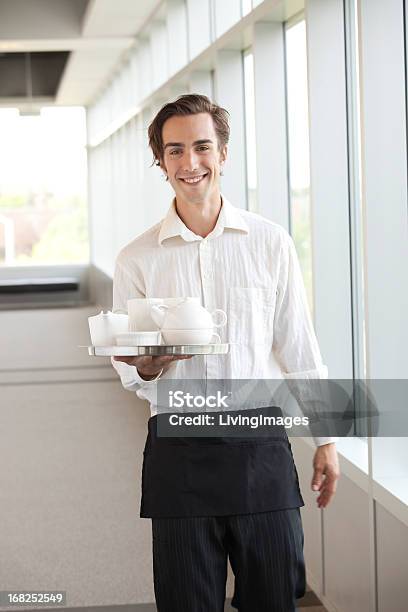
[140,406,305,518]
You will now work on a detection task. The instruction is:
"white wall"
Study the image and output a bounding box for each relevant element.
[292,436,408,612]
[0,306,154,605]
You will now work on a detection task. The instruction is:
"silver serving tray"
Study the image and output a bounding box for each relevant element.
[85,343,229,356]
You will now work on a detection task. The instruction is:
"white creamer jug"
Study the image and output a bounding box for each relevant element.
[88,310,129,346]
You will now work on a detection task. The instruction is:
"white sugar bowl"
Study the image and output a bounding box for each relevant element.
[88,310,129,346]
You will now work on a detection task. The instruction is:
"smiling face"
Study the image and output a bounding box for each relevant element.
[160,112,227,207]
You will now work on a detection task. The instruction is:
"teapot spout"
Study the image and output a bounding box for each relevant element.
[150,304,167,328]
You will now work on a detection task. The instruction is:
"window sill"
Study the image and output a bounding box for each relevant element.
[373,479,408,528]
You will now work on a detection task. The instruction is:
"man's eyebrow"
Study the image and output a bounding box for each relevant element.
[164,142,183,149]
[163,139,214,149]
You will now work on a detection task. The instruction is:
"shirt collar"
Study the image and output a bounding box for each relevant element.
[158,195,249,245]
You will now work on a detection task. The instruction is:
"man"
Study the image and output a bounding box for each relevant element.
[111,94,340,611]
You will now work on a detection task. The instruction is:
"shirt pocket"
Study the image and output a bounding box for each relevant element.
[228,287,273,346]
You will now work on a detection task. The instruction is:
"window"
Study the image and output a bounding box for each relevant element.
[243,49,258,212]
[0,107,88,266]
[284,19,313,312]
[345,0,366,382]
[241,0,252,17]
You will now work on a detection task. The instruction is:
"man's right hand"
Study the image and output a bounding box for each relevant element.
[113,354,193,381]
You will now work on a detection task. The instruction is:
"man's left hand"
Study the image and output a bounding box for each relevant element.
[311,443,340,508]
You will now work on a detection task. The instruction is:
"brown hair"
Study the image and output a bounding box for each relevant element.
[148,93,230,166]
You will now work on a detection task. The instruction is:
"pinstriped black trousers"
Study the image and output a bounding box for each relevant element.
[151,507,306,612]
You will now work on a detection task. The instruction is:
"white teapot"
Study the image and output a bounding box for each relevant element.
[151,297,227,330]
[88,310,129,346]
[150,297,227,345]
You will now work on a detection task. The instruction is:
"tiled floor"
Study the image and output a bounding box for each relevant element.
[40,593,327,612]
[223,589,326,610]
[41,591,327,612]
[296,589,327,610]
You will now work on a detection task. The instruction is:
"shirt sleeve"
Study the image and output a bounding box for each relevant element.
[272,230,338,446]
[111,257,160,391]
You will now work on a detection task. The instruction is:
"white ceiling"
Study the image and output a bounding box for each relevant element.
[0,0,160,107]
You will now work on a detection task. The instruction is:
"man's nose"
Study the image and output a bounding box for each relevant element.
[182,149,199,172]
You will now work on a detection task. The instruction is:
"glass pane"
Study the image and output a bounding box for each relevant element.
[345,0,366,381]
[243,50,258,212]
[284,20,313,313]
[0,106,89,266]
[241,0,252,17]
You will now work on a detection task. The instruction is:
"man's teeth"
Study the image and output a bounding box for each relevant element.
[182,175,206,183]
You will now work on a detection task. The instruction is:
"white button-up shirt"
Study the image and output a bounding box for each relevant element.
[111,196,337,446]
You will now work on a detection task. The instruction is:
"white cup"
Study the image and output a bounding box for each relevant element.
[116,331,161,346]
[127,298,163,331]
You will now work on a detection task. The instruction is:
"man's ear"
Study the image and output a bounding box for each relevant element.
[219,144,228,165]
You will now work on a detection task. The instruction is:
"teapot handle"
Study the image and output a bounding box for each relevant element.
[150,304,168,328]
[152,304,168,311]
[211,309,227,328]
